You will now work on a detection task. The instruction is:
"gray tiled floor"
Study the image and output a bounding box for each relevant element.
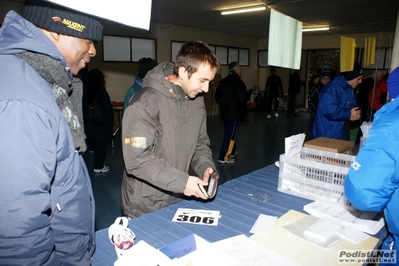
[83,109,312,230]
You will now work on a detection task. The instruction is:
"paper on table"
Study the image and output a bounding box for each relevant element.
[213,234,300,266]
[336,226,370,244]
[250,210,380,266]
[303,202,385,235]
[304,216,370,245]
[168,234,244,266]
[114,240,171,266]
[172,208,220,226]
[285,133,306,158]
[250,214,277,235]
[303,217,342,246]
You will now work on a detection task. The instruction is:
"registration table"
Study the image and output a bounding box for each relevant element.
[91,164,387,265]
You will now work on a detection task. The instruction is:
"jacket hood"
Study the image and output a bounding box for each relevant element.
[142,62,188,101]
[324,75,353,92]
[0,11,69,76]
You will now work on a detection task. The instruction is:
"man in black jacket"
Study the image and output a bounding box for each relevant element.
[215,61,247,164]
[265,67,284,118]
[286,68,304,117]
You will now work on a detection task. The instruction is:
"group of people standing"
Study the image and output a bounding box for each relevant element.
[308,63,390,142]
[0,0,224,262]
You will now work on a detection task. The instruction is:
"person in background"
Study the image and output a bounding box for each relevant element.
[286,68,304,117]
[215,61,247,163]
[123,57,158,110]
[83,69,114,173]
[330,69,340,80]
[344,66,399,266]
[121,41,220,218]
[356,71,377,124]
[0,0,102,264]
[368,71,389,117]
[308,67,321,88]
[311,63,363,140]
[265,67,284,119]
[308,72,331,127]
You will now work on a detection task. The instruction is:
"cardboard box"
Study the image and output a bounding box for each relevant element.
[304,137,354,154]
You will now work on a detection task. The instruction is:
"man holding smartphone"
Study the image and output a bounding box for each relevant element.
[121,41,220,218]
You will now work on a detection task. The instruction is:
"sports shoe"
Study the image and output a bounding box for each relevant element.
[94,165,110,173]
[275,112,279,118]
[229,150,238,158]
[218,158,236,164]
[267,114,271,119]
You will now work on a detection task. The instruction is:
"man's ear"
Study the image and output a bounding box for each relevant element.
[177,66,188,80]
[49,30,61,41]
[39,28,61,42]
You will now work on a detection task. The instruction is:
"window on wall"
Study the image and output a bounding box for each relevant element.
[103,35,157,62]
[103,36,131,62]
[360,48,390,70]
[171,41,249,66]
[131,38,156,61]
[307,49,340,73]
[258,50,269,66]
[171,41,185,62]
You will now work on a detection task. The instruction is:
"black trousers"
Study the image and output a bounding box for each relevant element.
[218,120,239,161]
[287,93,298,114]
[88,140,109,169]
[266,95,280,114]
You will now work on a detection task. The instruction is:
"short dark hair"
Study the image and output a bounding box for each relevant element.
[174,41,220,78]
[228,61,240,73]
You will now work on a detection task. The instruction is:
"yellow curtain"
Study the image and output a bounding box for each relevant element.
[340,36,356,72]
[364,37,376,67]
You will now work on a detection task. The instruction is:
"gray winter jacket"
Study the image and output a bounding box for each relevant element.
[0,11,95,265]
[121,62,216,218]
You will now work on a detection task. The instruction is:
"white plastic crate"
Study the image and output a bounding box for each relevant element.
[278,147,356,206]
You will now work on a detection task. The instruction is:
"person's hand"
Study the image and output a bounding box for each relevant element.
[183,175,209,200]
[202,167,215,183]
[350,107,361,121]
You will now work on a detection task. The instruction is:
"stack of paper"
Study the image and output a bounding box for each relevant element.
[303,202,385,235]
[285,133,306,158]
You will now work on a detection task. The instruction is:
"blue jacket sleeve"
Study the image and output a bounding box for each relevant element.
[0,101,60,264]
[345,127,397,212]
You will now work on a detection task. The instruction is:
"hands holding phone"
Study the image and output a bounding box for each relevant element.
[183,168,219,200]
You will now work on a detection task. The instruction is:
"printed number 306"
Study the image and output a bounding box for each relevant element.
[177,215,214,224]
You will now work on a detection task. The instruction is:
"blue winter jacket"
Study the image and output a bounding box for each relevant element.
[345,99,399,264]
[0,11,95,265]
[311,75,358,139]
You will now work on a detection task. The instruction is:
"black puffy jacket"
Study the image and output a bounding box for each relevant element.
[215,72,247,121]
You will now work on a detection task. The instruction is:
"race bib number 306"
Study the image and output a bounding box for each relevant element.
[172,208,220,226]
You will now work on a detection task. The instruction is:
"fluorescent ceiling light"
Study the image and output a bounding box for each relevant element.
[302,27,330,32]
[221,6,266,16]
[45,0,152,30]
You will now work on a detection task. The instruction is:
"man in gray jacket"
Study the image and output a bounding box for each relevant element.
[121,41,220,218]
